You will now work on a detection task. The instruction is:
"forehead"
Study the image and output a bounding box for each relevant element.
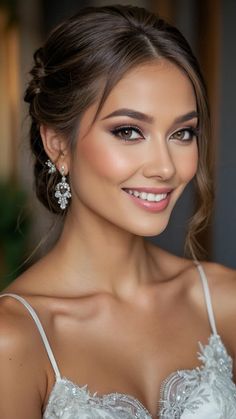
[99,60,197,119]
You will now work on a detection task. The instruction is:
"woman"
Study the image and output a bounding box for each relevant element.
[0,5,235,418]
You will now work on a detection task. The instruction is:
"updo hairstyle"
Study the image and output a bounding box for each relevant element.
[24,5,213,258]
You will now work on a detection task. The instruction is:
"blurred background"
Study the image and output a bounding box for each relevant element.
[0,0,235,289]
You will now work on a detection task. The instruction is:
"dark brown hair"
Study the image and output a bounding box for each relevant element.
[24,5,213,258]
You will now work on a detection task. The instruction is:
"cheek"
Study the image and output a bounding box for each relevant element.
[75,137,137,183]
[175,143,198,182]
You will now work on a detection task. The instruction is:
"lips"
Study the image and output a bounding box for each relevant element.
[122,187,173,212]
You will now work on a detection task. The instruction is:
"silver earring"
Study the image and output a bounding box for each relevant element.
[46,159,56,174]
[54,166,71,210]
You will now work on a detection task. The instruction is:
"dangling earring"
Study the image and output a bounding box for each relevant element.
[54,166,71,210]
[45,159,56,174]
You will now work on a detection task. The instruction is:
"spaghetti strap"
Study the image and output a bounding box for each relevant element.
[194,263,218,335]
[0,293,61,380]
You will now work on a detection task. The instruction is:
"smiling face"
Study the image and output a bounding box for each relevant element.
[68,60,198,236]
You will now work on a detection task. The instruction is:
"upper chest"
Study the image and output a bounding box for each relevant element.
[43,335,236,419]
[42,291,211,414]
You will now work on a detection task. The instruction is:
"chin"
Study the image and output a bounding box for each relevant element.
[143,226,168,237]
[127,217,170,238]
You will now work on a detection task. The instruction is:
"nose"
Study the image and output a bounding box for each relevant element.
[142,138,176,181]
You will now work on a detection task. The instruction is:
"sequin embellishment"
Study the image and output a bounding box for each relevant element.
[44,334,236,419]
[159,334,236,418]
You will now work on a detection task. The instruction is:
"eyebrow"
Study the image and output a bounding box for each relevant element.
[102,108,198,124]
[102,108,154,123]
[174,111,198,124]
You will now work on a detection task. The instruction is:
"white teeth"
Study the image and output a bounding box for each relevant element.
[155,194,167,202]
[147,193,155,201]
[127,189,168,202]
[140,192,147,200]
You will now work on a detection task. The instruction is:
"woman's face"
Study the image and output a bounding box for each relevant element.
[69,60,198,236]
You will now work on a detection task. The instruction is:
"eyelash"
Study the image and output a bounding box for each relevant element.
[170,127,199,143]
[111,125,144,142]
[110,125,199,143]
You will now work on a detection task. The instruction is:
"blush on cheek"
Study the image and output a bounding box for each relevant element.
[184,150,198,181]
[180,141,198,173]
[77,137,137,181]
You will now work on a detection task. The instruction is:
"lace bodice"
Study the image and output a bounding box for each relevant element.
[1,264,236,418]
[43,334,236,418]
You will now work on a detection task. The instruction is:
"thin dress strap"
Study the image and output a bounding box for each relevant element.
[0,293,61,380]
[195,263,218,335]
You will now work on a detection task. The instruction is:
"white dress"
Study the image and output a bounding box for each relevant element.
[0,263,236,418]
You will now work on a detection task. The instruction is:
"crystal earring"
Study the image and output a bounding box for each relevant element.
[45,159,56,174]
[54,166,71,210]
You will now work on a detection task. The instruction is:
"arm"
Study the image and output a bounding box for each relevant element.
[0,303,45,418]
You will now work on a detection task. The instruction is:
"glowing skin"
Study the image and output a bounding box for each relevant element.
[68,61,198,237]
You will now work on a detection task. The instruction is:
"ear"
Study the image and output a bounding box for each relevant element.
[40,125,70,174]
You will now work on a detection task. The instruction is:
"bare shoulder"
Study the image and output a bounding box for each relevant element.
[180,260,236,318]
[200,261,236,307]
[148,244,236,329]
[0,294,37,347]
[0,296,46,417]
[0,295,45,379]
[198,261,236,352]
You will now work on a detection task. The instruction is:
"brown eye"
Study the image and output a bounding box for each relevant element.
[111,126,144,141]
[170,128,197,142]
[120,128,134,140]
[175,131,186,140]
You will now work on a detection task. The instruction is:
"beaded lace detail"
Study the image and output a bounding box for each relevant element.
[44,379,151,418]
[44,334,236,419]
[159,334,236,418]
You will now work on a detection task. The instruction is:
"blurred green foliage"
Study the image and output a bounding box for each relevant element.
[0,181,30,290]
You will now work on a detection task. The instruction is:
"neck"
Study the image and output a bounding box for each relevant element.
[50,206,160,298]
